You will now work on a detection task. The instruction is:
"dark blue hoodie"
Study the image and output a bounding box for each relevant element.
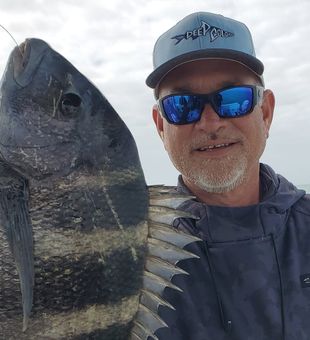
[155,164,310,340]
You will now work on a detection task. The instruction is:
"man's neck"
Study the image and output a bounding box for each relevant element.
[182,166,260,207]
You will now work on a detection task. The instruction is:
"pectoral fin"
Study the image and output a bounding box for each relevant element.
[0,172,34,331]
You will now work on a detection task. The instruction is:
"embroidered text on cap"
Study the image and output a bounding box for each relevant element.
[171,21,234,45]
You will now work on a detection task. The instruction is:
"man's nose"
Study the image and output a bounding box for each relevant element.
[194,104,226,131]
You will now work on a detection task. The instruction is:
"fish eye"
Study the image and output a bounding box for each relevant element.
[59,93,81,117]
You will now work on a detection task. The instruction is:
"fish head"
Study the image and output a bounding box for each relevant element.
[0,38,143,180]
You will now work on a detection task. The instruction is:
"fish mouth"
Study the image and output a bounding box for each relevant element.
[12,38,49,87]
[17,41,31,69]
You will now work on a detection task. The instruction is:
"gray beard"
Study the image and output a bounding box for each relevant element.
[176,154,248,194]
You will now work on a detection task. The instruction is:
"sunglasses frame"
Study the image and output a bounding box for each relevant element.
[158,85,265,125]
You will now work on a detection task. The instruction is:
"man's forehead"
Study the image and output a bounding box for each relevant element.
[163,82,236,96]
[156,59,261,99]
[165,58,253,78]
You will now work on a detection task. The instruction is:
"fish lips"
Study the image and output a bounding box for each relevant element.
[11,38,49,87]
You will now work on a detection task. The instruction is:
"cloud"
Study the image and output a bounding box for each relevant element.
[0,0,309,185]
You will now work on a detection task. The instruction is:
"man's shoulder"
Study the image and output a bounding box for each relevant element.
[291,193,310,217]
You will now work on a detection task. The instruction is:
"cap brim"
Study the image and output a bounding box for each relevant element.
[146,49,264,89]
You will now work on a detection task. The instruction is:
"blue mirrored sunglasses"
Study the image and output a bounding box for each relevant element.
[158,85,264,125]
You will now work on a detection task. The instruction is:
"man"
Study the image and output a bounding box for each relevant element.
[145,12,310,340]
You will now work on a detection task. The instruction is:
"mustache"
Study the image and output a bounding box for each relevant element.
[189,132,242,148]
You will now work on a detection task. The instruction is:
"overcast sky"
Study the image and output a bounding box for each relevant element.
[1,0,310,187]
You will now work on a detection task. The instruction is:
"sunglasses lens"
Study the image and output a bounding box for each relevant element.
[216,87,253,117]
[161,95,202,124]
[160,86,258,125]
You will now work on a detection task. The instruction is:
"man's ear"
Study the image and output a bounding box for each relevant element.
[261,89,275,137]
[152,104,164,141]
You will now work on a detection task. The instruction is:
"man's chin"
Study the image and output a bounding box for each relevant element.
[183,164,247,194]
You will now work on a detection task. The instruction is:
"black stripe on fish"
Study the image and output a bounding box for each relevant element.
[29,247,146,313]
[30,182,148,231]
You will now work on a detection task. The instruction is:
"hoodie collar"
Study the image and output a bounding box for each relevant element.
[176,163,305,243]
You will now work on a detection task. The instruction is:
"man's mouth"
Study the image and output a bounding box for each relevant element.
[196,142,236,151]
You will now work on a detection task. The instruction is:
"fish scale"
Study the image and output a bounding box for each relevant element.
[0,38,201,339]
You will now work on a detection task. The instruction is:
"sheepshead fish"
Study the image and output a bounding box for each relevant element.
[0,39,200,339]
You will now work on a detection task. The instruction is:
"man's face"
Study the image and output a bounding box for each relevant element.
[153,59,274,193]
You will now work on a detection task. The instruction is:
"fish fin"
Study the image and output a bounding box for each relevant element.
[130,331,144,340]
[145,257,189,282]
[143,270,183,294]
[148,185,181,193]
[0,170,34,331]
[149,221,201,248]
[149,194,196,209]
[134,304,167,339]
[140,289,175,312]
[132,185,202,338]
[148,237,199,264]
[131,321,159,340]
[148,205,199,225]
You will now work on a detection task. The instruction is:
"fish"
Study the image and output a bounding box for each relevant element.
[0,38,201,340]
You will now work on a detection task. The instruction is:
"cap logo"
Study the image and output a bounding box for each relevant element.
[171,21,234,45]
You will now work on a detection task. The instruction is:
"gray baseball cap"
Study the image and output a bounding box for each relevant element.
[146,12,264,89]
